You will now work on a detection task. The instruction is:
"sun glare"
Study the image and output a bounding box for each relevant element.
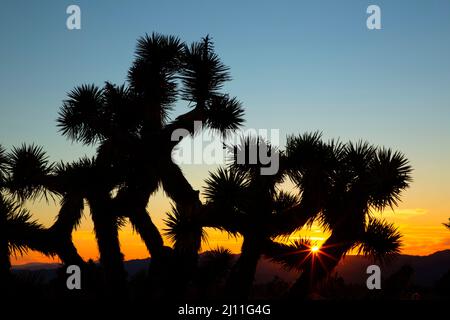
[311,246,320,253]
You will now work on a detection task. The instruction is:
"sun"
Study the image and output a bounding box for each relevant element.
[310,245,320,253]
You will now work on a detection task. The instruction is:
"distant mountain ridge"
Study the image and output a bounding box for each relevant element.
[333,249,450,286]
[12,250,450,287]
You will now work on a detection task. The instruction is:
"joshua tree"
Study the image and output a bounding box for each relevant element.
[168,136,317,299]
[284,136,411,298]
[1,142,133,295]
[0,194,45,284]
[183,133,410,299]
[56,33,245,290]
[0,144,84,285]
[198,138,285,298]
[0,33,244,298]
[2,32,412,301]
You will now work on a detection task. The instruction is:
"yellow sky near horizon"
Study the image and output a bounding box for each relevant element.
[9,156,450,265]
[11,184,450,266]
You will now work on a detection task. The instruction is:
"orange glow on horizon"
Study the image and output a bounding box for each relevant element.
[11,219,449,266]
[11,189,450,266]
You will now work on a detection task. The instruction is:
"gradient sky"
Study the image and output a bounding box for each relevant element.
[1,0,449,264]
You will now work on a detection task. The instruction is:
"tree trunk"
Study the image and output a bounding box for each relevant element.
[161,162,203,279]
[288,232,352,299]
[49,194,86,266]
[128,208,166,259]
[225,235,262,299]
[0,223,10,285]
[114,187,167,261]
[53,236,86,266]
[89,194,127,297]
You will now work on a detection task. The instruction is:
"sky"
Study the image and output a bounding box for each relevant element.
[0,0,449,264]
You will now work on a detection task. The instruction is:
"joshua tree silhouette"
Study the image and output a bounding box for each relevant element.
[2,33,245,298]
[178,133,411,299]
[284,135,411,298]
[1,33,412,301]
[55,33,245,295]
[0,144,86,275]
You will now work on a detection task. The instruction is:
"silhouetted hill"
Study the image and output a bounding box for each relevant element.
[254,249,450,287]
[332,249,450,286]
[12,250,450,287]
[13,263,61,271]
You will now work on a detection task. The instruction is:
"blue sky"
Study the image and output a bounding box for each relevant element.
[1,1,450,156]
[1,1,449,259]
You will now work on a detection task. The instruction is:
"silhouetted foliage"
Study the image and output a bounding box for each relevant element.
[443,218,450,230]
[2,32,415,302]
